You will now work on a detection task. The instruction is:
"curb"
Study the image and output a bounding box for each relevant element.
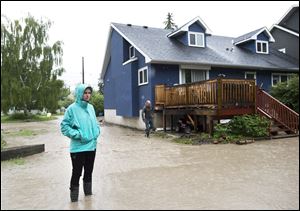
[1,144,45,161]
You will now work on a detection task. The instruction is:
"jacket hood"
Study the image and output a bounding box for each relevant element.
[75,84,93,107]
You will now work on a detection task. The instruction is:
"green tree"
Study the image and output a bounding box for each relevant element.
[163,12,176,30]
[90,92,104,117]
[97,79,104,95]
[1,14,65,114]
[270,75,299,113]
[58,85,74,109]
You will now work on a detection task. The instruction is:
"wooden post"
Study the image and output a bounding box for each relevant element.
[206,116,214,135]
[253,82,259,114]
[163,109,166,132]
[171,115,174,131]
[217,78,223,116]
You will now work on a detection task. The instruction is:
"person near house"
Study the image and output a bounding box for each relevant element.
[142,100,155,138]
[60,84,100,202]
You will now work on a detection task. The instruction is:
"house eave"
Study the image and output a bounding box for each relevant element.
[270,24,299,37]
[149,59,299,72]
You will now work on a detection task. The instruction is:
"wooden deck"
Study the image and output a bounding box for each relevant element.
[155,78,256,133]
[155,78,299,135]
[155,78,256,117]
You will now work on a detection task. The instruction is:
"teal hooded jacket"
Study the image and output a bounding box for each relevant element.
[60,84,100,153]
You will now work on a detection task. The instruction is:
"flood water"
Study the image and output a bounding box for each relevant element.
[1,117,299,209]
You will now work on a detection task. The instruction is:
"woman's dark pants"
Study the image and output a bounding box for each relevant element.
[69,150,96,201]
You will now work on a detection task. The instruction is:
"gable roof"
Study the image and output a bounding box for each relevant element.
[167,16,212,38]
[270,24,299,37]
[233,27,275,45]
[101,23,298,79]
[270,5,299,36]
[276,5,299,27]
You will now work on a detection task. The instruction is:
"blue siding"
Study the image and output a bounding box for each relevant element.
[123,39,130,62]
[239,40,256,53]
[188,22,205,33]
[177,33,189,46]
[150,64,179,107]
[256,71,272,91]
[103,29,146,117]
[210,68,245,79]
[257,32,269,41]
[210,67,295,92]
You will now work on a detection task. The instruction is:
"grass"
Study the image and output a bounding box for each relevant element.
[154,132,215,145]
[1,139,7,150]
[3,157,25,165]
[1,115,57,123]
[2,129,47,137]
[4,129,37,137]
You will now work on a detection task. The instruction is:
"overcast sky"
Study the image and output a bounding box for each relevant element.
[1,1,299,91]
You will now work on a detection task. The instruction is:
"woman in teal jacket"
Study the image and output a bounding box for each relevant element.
[61,84,100,202]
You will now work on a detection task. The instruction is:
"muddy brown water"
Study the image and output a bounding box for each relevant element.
[1,117,299,210]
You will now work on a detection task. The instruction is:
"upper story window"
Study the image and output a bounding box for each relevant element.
[129,45,135,59]
[256,41,268,54]
[188,32,204,47]
[138,67,148,86]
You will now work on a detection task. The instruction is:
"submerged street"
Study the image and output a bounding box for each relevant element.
[1,117,299,210]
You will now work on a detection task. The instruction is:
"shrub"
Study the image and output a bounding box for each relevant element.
[90,92,104,116]
[214,114,270,138]
[270,75,299,113]
[9,113,33,120]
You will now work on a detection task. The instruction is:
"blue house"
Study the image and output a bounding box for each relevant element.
[100,16,299,131]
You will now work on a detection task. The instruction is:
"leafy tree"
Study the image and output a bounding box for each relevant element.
[90,92,104,117]
[58,86,74,109]
[1,14,65,114]
[163,12,176,30]
[97,79,104,95]
[270,75,299,113]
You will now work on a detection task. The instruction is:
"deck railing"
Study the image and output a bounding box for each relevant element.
[155,78,256,109]
[256,88,299,134]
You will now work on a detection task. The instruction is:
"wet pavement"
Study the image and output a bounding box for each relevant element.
[1,117,299,210]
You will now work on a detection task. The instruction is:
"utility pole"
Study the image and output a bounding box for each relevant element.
[82,57,85,84]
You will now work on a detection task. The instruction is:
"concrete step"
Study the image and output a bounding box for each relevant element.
[1,144,45,161]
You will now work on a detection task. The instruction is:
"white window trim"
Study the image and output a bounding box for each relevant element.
[122,57,138,66]
[138,66,148,86]
[271,73,294,86]
[129,45,135,59]
[256,40,269,54]
[188,32,205,47]
[179,68,209,84]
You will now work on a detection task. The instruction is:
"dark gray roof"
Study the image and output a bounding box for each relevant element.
[109,23,299,71]
[233,28,264,44]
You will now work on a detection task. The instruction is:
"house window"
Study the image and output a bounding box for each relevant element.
[245,72,256,80]
[138,67,148,86]
[129,45,135,59]
[272,73,293,86]
[245,72,256,84]
[188,32,204,47]
[256,41,268,54]
[180,69,207,84]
